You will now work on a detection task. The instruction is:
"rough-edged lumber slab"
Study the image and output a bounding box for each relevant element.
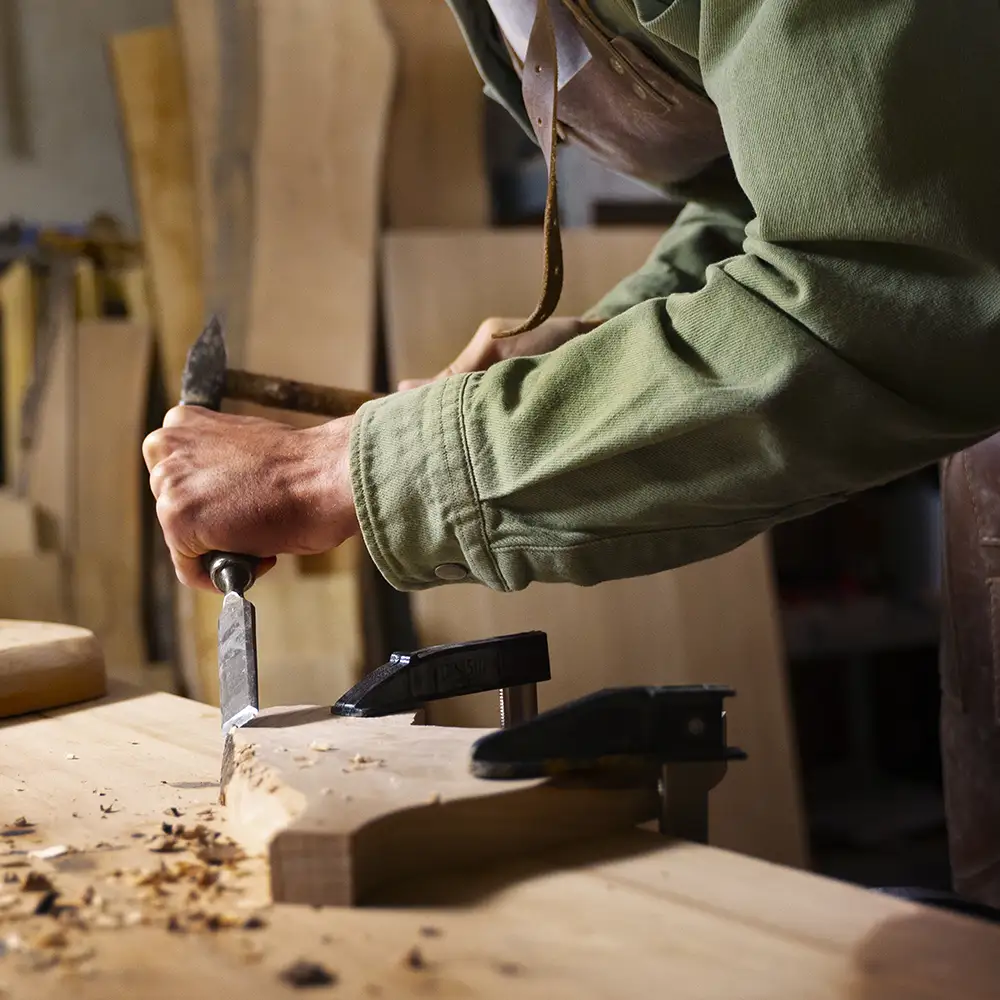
[382,228,808,869]
[110,23,216,703]
[0,619,105,719]
[379,0,489,227]
[222,705,659,906]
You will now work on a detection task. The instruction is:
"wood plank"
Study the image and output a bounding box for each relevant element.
[73,320,153,675]
[0,259,35,486]
[0,691,998,999]
[0,619,105,718]
[74,258,101,320]
[381,229,807,868]
[0,553,64,622]
[109,26,203,401]
[242,0,393,391]
[173,0,221,298]
[0,486,36,555]
[222,705,659,906]
[22,259,74,570]
[379,0,489,227]
[110,24,215,702]
[185,0,398,706]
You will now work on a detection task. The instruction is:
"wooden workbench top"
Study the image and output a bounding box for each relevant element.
[1,687,998,999]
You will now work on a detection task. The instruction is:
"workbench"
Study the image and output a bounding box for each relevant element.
[1,686,998,999]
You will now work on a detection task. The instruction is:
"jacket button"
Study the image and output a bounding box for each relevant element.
[610,57,625,74]
[434,563,469,581]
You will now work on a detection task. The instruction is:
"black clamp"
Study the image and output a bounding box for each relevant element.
[333,631,550,725]
[470,685,746,843]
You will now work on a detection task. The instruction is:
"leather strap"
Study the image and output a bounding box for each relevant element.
[493,0,565,339]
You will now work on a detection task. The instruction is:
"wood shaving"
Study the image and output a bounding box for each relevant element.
[29,845,70,860]
[309,741,333,752]
[65,754,78,761]
[148,837,182,854]
[279,959,337,988]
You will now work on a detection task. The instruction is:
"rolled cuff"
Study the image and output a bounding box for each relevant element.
[349,374,508,592]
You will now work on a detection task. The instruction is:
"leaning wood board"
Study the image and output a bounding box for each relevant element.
[0,260,35,486]
[1,690,999,1000]
[177,0,398,706]
[0,619,105,718]
[110,24,215,702]
[381,229,807,869]
[222,705,659,906]
[379,0,489,227]
[73,321,153,675]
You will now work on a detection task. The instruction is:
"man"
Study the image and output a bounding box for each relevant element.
[144,3,1000,904]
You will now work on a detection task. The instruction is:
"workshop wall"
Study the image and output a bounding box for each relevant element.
[0,0,171,230]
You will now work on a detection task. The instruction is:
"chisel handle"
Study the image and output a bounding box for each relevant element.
[203,551,260,597]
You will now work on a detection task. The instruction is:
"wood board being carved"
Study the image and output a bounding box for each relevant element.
[381,228,808,868]
[222,705,659,906]
[379,0,489,227]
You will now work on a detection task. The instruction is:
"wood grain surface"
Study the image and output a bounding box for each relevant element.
[0,690,997,999]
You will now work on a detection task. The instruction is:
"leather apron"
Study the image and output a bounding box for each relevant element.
[489,0,728,337]
[940,438,1000,907]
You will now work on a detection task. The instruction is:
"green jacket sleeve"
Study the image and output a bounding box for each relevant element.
[351,0,1000,592]
[583,200,748,321]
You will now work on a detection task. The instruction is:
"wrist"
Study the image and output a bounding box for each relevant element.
[302,416,360,549]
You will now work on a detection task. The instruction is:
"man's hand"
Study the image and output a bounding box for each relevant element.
[142,406,359,591]
[397,316,602,390]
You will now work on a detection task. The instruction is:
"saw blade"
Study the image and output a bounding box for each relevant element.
[218,590,259,733]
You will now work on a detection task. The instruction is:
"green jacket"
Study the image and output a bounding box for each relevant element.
[350,0,1000,593]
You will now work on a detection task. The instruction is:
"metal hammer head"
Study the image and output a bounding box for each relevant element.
[180,315,227,410]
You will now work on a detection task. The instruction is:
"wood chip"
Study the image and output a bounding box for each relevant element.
[11,817,29,828]
[29,845,70,860]
[65,754,78,760]
[21,872,54,893]
[403,946,426,970]
[148,836,182,854]
[279,960,338,988]
[308,741,333,752]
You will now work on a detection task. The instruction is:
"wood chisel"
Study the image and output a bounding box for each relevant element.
[179,319,262,733]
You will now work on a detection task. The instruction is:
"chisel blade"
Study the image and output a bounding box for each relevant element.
[218,591,259,733]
